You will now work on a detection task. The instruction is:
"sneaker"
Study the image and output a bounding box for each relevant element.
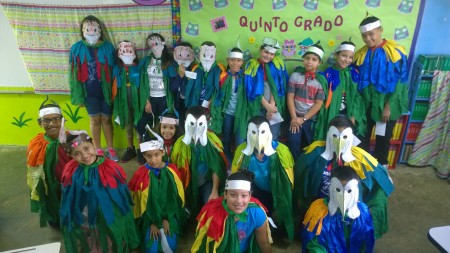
[137,149,145,165]
[96,148,104,156]
[121,147,136,163]
[107,148,120,162]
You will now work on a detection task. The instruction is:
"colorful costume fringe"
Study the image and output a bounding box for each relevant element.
[60,157,140,253]
[26,133,71,227]
[128,163,185,252]
[293,141,394,239]
[231,142,295,241]
[315,66,366,140]
[191,197,271,253]
[302,199,375,253]
[69,40,115,106]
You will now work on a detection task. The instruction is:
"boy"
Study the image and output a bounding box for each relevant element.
[286,43,327,160]
[354,15,408,167]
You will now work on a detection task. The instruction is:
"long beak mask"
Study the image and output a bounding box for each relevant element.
[182,114,207,146]
[321,126,355,163]
[328,178,360,219]
[242,122,275,156]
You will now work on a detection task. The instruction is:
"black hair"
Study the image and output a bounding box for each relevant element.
[154,112,183,141]
[227,170,255,182]
[147,33,174,69]
[248,115,269,127]
[329,116,354,130]
[80,15,105,41]
[177,41,193,49]
[201,41,216,47]
[186,106,208,119]
[331,165,359,182]
[61,132,93,155]
[116,40,139,65]
[359,16,381,27]
[303,42,324,61]
[230,47,243,53]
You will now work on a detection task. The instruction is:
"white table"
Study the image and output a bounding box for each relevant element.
[428,226,450,253]
[0,242,60,253]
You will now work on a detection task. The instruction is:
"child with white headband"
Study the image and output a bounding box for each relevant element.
[192,170,272,253]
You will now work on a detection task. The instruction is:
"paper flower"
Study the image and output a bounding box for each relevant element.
[328,39,336,47]
[248,36,256,44]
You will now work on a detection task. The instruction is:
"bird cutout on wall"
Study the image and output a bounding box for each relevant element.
[398,0,414,14]
[243,49,253,62]
[189,0,203,11]
[185,23,199,37]
[240,0,255,10]
[333,0,348,10]
[365,0,381,8]
[282,39,296,58]
[303,0,319,11]
[298,37,314,56]
[273,0,287,10]
[394,26,409,41]
[214,0,228,9]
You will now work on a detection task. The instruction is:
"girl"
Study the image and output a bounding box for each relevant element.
[152,111,183,163]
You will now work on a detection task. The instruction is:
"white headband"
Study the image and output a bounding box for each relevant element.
[140,140,164,152]
[306,46,324,60]
[39,107,62,118]
[225,180,251,191]
[228,51,244,59]
[160,116,179,125]
[359,20,381,33]
[336,44,355,53]
[263,46,278,54]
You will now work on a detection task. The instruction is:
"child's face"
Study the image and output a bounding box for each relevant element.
[259,49,275,63]
[40,113,62,140]
[334,50,354,69]
[143,149,165,168]
[361,27,383,48]
[71,141,97,166]
[303,53,321,72]
[225,189,251,214]
[227,57,244,74]
[161,123,177,140]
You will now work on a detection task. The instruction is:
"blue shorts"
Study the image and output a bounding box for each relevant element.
[85,96,112,116]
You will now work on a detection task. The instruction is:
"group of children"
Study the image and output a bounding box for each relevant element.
[25,13,408,252]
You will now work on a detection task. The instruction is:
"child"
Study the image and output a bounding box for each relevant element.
[302,166,375,252]
[137,33,178,139]
[244,37,288,141]
[293,116,394,239]
[69,15,118,161]
[287,43,327,160]
[60,132,139,253]
[153,110,183,162]
[210,47,247,164]
[231,115,295,242]
[26,97,71,228]
[315,40,366,141]
[128,129,185,253]
[171,106,227,217]
[192,171,272,253]
[112,40,143,163]
[354,15,408,167]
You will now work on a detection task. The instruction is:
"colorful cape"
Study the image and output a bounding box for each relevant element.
[353,39,408,121]
[26,133,71,227]
[191,197,271,253]
[112,64,144,127]
[69,40,115,106]
[244,57,289,120]
[293,141,394,239]
[170,131,227,215]
[185,62,227,109]
[302,199,375,253]
[231,142,295,241]
[315,66,367,140]
[139,54,177,110]
[60,157,139,253]
[128,163,185,251]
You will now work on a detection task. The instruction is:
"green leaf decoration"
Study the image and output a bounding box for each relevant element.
[11,112,32,128]
[63,103,83,123]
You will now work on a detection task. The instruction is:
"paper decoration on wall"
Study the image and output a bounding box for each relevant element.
[210,16,228,32]
[304,0,319,11]
[189,0,203,11]
[297,37,314,56]
[366,0,381,8]
[186,22,200,36]
[133,0,165,5]
[334,0,349,9]
[240,0,255,10]
[282,39,296,57]
[11,112,32,128]
[243,49,252,61]
[398,0,414,14]
[273,0,287,10]
[394,26,410,40]
[215,0,229,9]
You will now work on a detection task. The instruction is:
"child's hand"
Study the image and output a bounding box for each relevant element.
[289,120,300,134]
[145,101,153,114]
[265,103,278,114]
[162,219,170,236]
[178,65,186,77]
[382,102,391,122]
[149,224,159,240]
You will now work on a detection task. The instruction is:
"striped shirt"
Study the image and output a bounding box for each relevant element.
[287,72,325,118]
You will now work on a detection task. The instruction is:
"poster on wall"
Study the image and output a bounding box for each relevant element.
[180,0,422,71]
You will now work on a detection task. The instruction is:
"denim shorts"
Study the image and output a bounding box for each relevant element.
[85,96,112,116]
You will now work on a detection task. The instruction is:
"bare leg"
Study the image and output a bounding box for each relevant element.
[101,115,114,149]
[126,124,134,148]
[90,115,102,149]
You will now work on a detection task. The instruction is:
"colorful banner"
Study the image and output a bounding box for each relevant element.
[1,2,173,93]
[180,0,422,71]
